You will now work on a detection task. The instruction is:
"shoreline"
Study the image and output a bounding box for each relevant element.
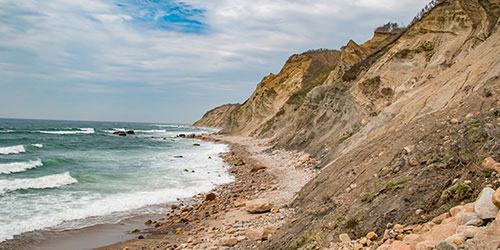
[94,134,317,250]
[0,134,316,250]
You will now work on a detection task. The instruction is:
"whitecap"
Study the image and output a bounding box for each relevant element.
[0,145,26,155]
[40,128,94,135]
[31,144,43,148]
[0,172,77,194]
[135,129,167,133]
[0,130,14,133]
[0,159,43,174]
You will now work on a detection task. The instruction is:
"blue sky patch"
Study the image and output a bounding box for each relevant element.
[116,0,207,33]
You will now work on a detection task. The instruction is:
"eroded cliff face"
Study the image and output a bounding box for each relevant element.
[194,0,500,248]
[192,104,239,129]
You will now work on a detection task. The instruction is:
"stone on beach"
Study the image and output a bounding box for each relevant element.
[245,228,269,241]
[252,162,267,172]
[205,193,217,201]
[492,187,500,209]
[245,199,273,213]
[339,233,351,242]
[298,153,311,163]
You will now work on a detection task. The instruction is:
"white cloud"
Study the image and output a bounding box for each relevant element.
[0,0,426,122]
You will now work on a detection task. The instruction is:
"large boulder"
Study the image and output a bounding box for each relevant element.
[474,188,499,219]
[492,187,500,209]
[245,228,269,241]
[245,199,273,213]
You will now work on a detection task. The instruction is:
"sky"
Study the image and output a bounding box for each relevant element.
[0,0,426,123]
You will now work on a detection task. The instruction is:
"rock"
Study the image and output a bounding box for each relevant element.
[450,118,459,124]
[493,187,500,209]
[298,153,311,163]
[178,134,186,138]
[144,219,152,225]
[245,228,268,241]
[245,199,272,213]
[205,193,216,201]
[403,145,416,154]
[176,228,184,234]
[432,212,451,224]
[138,235,145,239]
[251,162,266,172]
[389,240,411,250]
[113,131,127,136]
[474,188,499,219]
[416,209,424,215]
[171,204,179,210]
[393,224,404,230]
[129,229,140,234]
[436,240,458,250]
[445,233,466,245]
[409,159,419,166]
[415,241,435,250]
[126,130,135,134]
[221,237,238,246]
[339,233,351,242]
[457,212,482,226]
[403,234,422,249]
[122,248,131,250]
[482,157,498,169]
[354,243,363,250]
[367,231,378,240]
[193,143,201,146]
[449,205,463,217]
[233,199,246,207]
[456,225,480,238]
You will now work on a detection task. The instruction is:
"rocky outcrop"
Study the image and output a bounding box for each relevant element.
[193,0,500,249]
[193,104,239,129]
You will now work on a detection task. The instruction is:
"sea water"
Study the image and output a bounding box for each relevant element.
[0,118,232,242]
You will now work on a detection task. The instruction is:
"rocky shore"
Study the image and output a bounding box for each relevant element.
[96,135,318,250]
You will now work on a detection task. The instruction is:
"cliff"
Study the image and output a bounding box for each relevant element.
[194,0,500,248]
[192,104,239,129]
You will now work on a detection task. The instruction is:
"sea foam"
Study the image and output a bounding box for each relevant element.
[40,128,94,135]
[0,172,77,194]
[0,159,43,174]
[0,145,26,155]
[31,144,43,148]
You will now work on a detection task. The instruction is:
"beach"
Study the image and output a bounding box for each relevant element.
[91,134,317,250]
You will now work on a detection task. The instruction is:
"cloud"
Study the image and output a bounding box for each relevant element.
[0,0,426,122]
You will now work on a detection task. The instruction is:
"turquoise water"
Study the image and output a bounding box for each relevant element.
[0,118,232,242]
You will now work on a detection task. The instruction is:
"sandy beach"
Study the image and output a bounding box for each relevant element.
[90,134,317,250]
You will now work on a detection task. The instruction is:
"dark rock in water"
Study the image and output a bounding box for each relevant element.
[144,219,152,225]
[208,156,212,159]
[193,143,201,146]
[138,235,145,239]
[187,134,196,138]
[178,134,186,138]
[184,169,189,172]
[205,193,217,201]
[126,130,135,134]
[113,131,127,136]
[129,229,141,234]
[174,155,183,158]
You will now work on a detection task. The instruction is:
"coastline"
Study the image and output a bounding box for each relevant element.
[93,134,317,250]
[0,134,316,250]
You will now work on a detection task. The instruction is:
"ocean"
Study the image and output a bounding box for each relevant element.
[0,118,232,243]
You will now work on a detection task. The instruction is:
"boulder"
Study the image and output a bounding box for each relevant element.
[458,212,482,226]
[366,231,378,240]
[126,130,135,134]
[415,241,435,250]
[193,143,201,146]
[298,153,311,163]
[113,131,127,136]
[449,205,463,217]
[403,145,416,154]
[474,188,499,219]
[245,199,272,213]
[251,162,266,172]
[492,187,500,209]
[205,193,216,201]
[221,237,238,246]
[481,157,498,170]
[339,233,351,242]
[445,233,467,245]
[389,241,411,250]
[245,228,269,241]
[436,240,458,250]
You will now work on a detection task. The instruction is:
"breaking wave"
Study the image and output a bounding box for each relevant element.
[0,160,43,174]
[0,172,78,195]
[0,145,26,155]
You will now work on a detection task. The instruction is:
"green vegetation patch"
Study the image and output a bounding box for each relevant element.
[386,178,411,188]
[289,230,327,249]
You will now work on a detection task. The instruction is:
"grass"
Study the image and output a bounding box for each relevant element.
[286,66,335,106]
[361,193,375,202]
[289,230,326,249]
[386,178,411,188]
[346,218,358,229]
